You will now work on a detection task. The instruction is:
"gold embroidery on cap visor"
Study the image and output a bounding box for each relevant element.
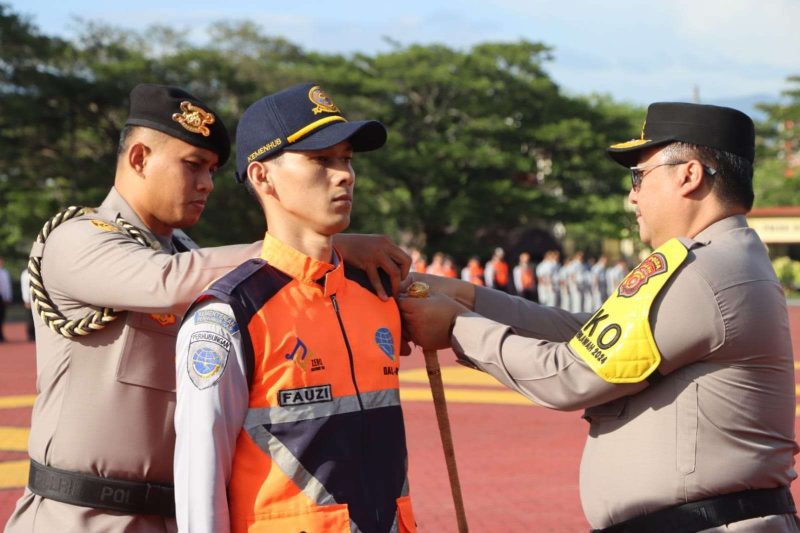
[172,101,216,137]
[609,118,650,150]
[308,86,341,115]
[610,138,651,149]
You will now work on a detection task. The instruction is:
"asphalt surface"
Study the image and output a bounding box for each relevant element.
[0,305,798,531]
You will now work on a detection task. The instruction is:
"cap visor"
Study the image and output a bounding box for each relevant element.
[606,137,673,167]
[289,120,387,152]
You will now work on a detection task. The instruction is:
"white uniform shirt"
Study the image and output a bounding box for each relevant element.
[174,300,249,533]
[0,267,12,303]
[19,269,30,305]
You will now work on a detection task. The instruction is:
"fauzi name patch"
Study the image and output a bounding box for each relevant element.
[278,385,332,407]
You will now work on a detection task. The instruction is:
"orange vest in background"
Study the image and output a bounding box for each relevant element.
[197,235,415,533]
[494,260,509,287]
[521,266,534,289]
[469,264,485,286]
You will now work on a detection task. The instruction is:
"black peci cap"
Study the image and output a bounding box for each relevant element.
[607,102,755,167]
[125,84,231,165]
[235,82,387,182]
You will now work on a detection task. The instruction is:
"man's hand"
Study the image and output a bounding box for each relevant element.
[400,272,477,309]
[333,234,411,300]
[398,293,469,350]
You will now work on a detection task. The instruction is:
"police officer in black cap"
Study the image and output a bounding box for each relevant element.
[7,83,410,532]
[398,102,799,532]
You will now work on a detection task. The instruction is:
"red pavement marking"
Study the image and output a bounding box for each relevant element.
[0,306,798,531]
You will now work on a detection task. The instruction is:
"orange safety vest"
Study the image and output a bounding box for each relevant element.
[494,259,509,287]
[521,266,535,289]
[469,264,485,286]
[196,235,416,532]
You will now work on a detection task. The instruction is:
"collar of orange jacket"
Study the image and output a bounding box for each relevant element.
[260,232,344,295]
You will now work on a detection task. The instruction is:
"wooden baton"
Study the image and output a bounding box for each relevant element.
[407,282,469,533]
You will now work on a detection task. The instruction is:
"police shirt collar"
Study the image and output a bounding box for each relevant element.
[101,187,169,250]
[260,232,344,294]
[689,215,748,246]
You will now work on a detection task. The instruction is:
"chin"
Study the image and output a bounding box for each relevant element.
[175,216,201,229]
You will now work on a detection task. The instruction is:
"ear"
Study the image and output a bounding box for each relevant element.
[677,160,706,196]
[128,142,150,175]
[247,161,274,195]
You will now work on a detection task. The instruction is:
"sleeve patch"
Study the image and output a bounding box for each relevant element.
[187,331,231,389]
[193,309,240,334]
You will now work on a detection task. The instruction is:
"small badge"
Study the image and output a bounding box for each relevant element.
[90,219,120,233]
[308,86,340,115]
[284,337,314,371]
[172,101,215,137]
[618,252,668,298]
[187,330,231,389]
[149,313,176,327]
[374,327,395,361]
[194,309,239,334]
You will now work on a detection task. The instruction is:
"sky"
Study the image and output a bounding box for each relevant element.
[7,0,799,112]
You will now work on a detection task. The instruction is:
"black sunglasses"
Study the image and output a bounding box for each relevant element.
[629,161,717,191]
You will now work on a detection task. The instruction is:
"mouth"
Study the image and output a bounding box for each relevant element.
[332,194,352,205]
[189,199,207,210]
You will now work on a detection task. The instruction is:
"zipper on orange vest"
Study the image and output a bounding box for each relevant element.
[330,293,379,525]
[330,294,364,410]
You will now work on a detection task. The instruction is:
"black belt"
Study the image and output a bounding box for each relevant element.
[592,487,796,533]
[27,460,175,517]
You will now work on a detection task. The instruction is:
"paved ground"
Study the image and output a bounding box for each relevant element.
[0,305,798,531]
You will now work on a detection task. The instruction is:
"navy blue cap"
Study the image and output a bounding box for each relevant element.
[607,102,755,167]
[235,83,387,182]
[125,84,230,165]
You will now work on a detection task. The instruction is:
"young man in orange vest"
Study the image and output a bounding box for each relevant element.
[461,256,485,286]
[484,247,510,292]
[513,251,537,301]
[174,83,416,533]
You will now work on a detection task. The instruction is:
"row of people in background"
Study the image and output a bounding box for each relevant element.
[408,247,630,312]
[0,256,36,342]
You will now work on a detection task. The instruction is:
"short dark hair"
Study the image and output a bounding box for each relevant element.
[661,142,754,210]
[117,125,137,157]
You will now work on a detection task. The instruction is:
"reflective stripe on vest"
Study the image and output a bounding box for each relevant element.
[244,389,400,427]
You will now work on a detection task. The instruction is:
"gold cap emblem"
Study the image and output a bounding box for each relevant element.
[172,101,215,137]
[308,86,341,115]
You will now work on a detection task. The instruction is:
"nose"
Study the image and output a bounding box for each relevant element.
[198,170,214,193]
[628,186,638,206]
[333,165,355,188]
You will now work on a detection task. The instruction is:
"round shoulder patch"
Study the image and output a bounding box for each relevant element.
[187,330,231,389]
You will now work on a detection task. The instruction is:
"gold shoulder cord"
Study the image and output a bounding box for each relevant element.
[28,206,155,338]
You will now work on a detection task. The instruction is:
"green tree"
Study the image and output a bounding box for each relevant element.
[754,75,800,207]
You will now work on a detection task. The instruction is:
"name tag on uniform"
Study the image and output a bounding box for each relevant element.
[278,385,333,406]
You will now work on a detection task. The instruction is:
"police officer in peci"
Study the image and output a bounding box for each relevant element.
[174,83,415,532]
[398,102,799,532]
[6,84,410,532]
